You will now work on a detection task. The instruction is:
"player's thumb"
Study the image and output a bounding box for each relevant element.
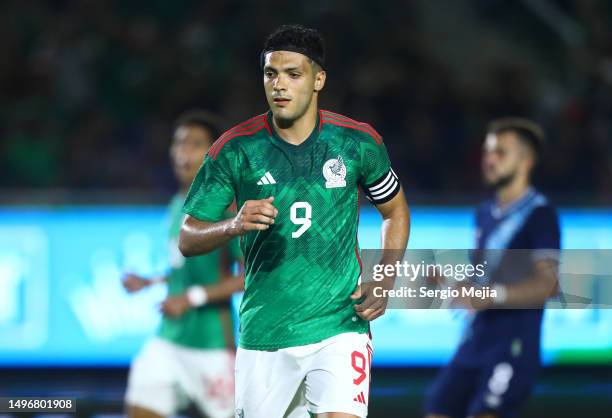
[350,285,362,300]
[265,196,275,203]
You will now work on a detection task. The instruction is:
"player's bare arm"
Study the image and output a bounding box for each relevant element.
[500,258,559,306]
[162,235,244,318]
[352,187,410,321]
[122,274,166,293]
[453,258,559,311]
[460,257,559,311]
[160,275,245,318]
[179,197,278,257]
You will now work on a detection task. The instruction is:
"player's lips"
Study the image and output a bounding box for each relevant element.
[273,98,291,106]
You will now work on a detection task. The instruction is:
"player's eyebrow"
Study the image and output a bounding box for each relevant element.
[264,64,303,73]
[282,66,302,73]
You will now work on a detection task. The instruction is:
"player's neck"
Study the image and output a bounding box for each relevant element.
[178,183,190,194]
[496,179,531,207]
[272,104,318,145]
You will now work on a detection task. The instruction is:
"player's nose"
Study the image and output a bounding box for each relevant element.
[273,74,287,91]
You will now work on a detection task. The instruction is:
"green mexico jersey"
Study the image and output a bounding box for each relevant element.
[183,110,400,350]
[158,193,240,349]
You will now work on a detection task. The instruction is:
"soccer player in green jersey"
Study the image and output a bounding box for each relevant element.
[123,111,243,418]
[180,25,410,418]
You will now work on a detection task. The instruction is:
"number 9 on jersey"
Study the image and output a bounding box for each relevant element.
[290,202,312,238]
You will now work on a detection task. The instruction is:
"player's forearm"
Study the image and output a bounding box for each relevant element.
[179,215,236,256]
[492,260,558,308]
[378,192,411,280]
[180,198,277,256]
[122,273,166,293]
[496,276,557,307]
[182,277,244,310]
[133,275,167,284]
[380,213,410,255]
[202,276,245,303]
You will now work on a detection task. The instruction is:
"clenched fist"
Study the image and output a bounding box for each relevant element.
[229,196,278,235]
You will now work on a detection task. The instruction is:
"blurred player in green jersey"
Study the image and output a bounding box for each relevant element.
[123,111,243,418]
[179,25,410,418]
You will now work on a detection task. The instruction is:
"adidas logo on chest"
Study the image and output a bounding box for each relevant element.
[256,171,276,185]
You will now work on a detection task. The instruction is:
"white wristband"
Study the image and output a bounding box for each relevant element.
[492,284,507,305]
[186,286,208,307]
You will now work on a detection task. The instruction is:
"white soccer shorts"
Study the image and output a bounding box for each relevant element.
[235,332,373,418]
[126,337,235,418]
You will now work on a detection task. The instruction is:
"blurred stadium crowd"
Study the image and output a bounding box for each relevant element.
[1,0,610,201]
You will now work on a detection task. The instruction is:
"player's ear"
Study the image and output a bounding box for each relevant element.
[314,70,326,92]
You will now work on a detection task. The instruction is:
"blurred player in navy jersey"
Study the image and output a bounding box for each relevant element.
[425,118,561,418]
[122,111,243,418]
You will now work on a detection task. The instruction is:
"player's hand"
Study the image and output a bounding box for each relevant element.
[160,294,191,318]
[229,197,278,235]
[351,277,394,321]
[451,282,493,311]
[122,273,151,293]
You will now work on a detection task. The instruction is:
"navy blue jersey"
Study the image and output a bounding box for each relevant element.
[456,188,561,368]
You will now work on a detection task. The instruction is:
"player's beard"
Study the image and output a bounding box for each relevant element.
[273,95,313,129]
[484,169,517,191]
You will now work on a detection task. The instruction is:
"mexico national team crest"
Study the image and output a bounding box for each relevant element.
[323,155,347,188]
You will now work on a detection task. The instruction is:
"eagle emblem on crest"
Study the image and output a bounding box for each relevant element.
[323,155,347,188]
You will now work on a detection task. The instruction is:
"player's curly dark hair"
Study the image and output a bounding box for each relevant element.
[261,24,325,69]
